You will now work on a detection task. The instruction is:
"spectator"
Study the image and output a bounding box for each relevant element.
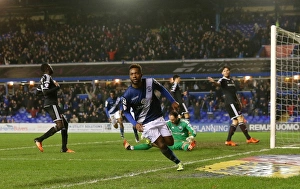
[85,85,96,102]
[70,114,79,123]
[193,101,201,121]
[26,96,35,111]
[64,110,72,122]
[0,8,278,65]
[89,111,100,122]
[28,106,39,118]
[80,113,90,123]
[107,48,118,61]
[193,82,199,91]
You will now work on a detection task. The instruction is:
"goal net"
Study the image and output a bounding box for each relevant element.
[270,25,300,148]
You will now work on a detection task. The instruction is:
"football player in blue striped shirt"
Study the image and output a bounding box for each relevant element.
[121,63,183,171]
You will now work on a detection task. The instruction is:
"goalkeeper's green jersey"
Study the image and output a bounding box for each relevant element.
[166,119,196,141]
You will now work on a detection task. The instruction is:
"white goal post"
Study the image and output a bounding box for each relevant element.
[270,25,300,148]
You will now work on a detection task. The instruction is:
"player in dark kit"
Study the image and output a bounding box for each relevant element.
[170,74,190,120]
[208,66,259,146]
[34,63,74,153]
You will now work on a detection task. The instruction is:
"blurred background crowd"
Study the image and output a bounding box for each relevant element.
[0,78,274,124]
[0,0,299,65]
[0,0,299,124]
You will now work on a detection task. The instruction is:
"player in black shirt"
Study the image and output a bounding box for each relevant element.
[170,75,190,120]
[34,63,74,153]
[208,66,259,146]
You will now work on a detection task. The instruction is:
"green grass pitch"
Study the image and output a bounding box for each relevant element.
[1,132,300,189]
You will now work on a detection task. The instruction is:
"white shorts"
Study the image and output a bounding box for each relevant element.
[142,117,172,143]
[109,111,121,126]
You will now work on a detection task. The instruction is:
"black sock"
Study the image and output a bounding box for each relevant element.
[126,145,131,150]
[61,128,68,151]
[133,127,139,140]
[61,117,69,151]
[227,125,236,141]
[239,123,251,140]
[39,127,57,141]
[160,146,180,164]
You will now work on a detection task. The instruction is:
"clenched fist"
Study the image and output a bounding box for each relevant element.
[135,123,144,132]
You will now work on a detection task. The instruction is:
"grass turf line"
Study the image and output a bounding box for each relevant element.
[0,132,300,189]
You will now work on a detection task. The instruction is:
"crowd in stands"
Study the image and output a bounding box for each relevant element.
[0,5,298,123]
[1,7,299,65]
[0,78,273,124]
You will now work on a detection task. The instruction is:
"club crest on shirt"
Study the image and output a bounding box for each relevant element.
[227,80,235,86]
[141,98,147,104]
[147,86,152,92]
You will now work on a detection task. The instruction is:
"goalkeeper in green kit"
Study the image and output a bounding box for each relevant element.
[124,110,197,151]
[166,110,197,151]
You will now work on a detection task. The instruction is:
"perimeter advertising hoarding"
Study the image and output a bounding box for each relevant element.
[0,122,298,133]
[197,123,300,132]
[0,123,135,133]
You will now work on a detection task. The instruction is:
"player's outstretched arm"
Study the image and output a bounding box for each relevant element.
[207,77,220,87]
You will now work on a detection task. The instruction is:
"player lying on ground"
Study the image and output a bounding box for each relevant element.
[124,110,197,151]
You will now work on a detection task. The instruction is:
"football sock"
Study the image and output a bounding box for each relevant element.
[160,146,180,164]
[239,122,251,140]
[227,125,236,141]
[133,127,139,140]
[62,116,69,130]
[61,117,69,150]
[120,127,124,137]
[61,128,68,151]
[133,143,152,150]
[126,145,131,150]
[39,126,57,141]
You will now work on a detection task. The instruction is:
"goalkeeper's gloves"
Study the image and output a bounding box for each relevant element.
[186,136,194,142]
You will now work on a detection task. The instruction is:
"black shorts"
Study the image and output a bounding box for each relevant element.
[225,102,242,120]
[44,105,63,122]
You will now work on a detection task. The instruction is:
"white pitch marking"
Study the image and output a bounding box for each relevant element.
[0,157,166,162]
[43,148,271,189]
[0,141,121,151]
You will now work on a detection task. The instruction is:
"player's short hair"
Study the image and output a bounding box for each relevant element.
[173,74,180,81]
[222,66,230,71]
[41,63,54,74]
[110,90,115,94]
[129,63,142,74]
[169,110,179,118]
[41,63,49,72]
